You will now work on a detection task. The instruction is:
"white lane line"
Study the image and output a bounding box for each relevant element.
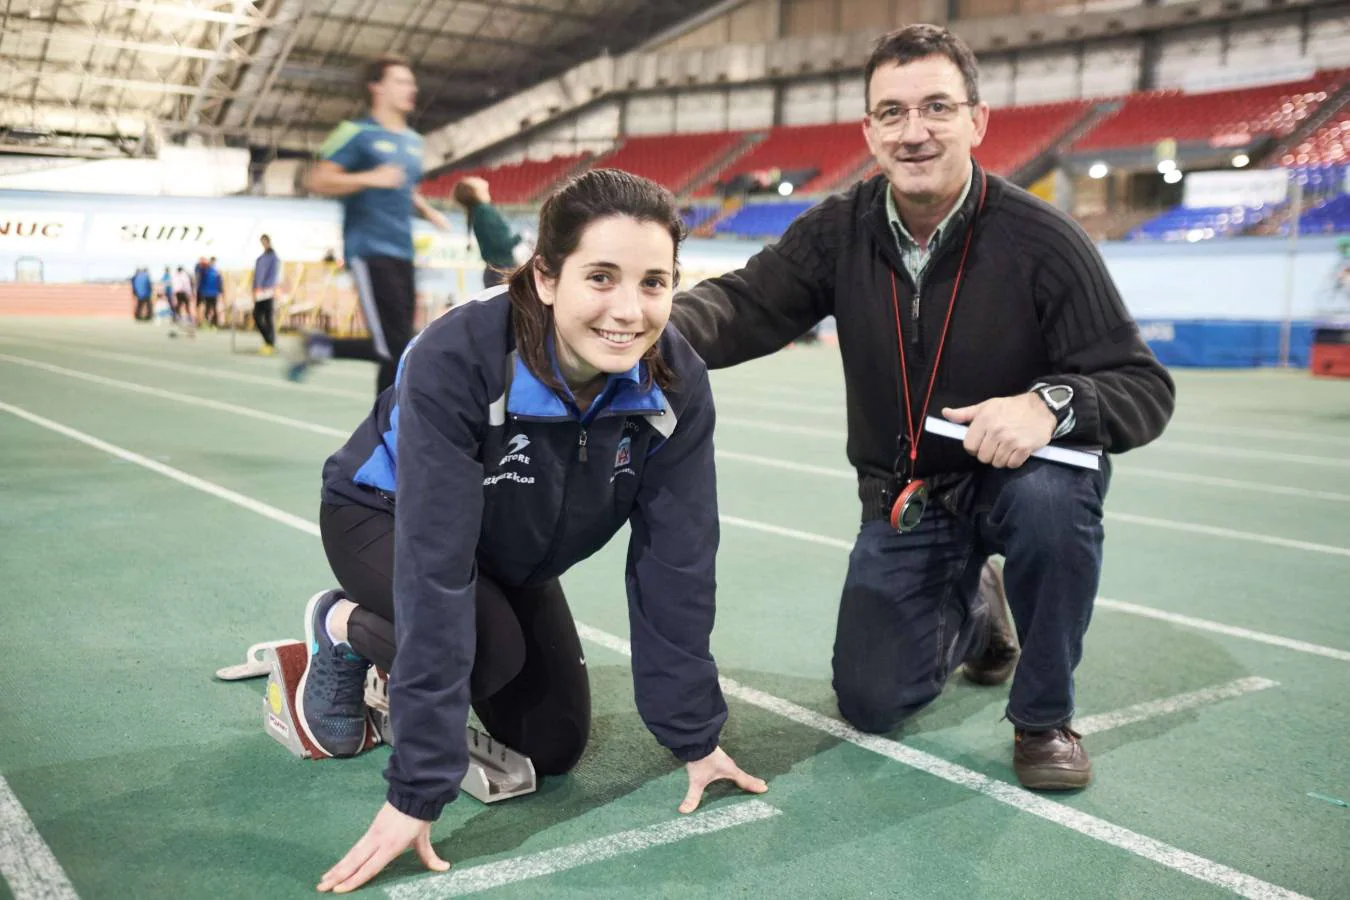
[0,776,80,900]
[5,365,1346,659]
[718,415,1350,468]
[1164,422,1350,446]
[1119,469,1350,504]
[715,518,1350,663]
[0,403,1312,900]
[721,447,1350,504]
[715,451,1350,559]
[574,625,1307,900]
[0,355,350,439]
[385,801,781,900]
[12,348,1345,512]
[1152,442,1350,469]
[5,338,367,400]
[4,369,1346,659]
[718,416,844,439]
[716,395,1350,446]
[717,450,851,481]
[0,401,323,538]
[1096,599,1350,663]
[1106,512,1350,559]
[1074,677,1279,736]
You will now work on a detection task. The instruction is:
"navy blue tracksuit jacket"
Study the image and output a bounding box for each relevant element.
[322,288,728,820]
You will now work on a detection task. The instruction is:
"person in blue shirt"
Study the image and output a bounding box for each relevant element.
[131,267,152,321]
[252,234,281,354]
[296,53,450,393]
[198,257,223,328]
[295,169,765,894]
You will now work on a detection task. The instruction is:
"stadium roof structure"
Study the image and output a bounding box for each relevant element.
[0,0,737,159]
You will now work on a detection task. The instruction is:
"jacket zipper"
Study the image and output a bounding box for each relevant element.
[523,419,584,583]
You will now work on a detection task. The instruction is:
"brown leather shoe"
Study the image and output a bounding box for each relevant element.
[962,559,1019,686]
[1014,726,1092,790]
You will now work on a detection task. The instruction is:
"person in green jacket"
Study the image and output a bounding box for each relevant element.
[453,176,523,288]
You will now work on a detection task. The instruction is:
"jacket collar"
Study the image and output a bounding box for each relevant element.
[506,335,666,420]
[863,159,988,279]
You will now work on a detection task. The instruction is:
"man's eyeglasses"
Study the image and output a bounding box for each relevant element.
[867,99,976,128]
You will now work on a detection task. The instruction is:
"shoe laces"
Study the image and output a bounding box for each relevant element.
[325,650,369,708]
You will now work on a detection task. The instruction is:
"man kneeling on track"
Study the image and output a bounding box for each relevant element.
[296,169,766,893]
[670,24,1175,791]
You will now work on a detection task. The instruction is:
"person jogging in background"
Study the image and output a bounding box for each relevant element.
[252,235,281,354]
[453,176,524,288]
[291,53,451,393]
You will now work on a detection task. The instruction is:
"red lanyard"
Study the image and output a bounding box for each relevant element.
[889,171,986,481]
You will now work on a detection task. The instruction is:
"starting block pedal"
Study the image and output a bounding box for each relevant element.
[260,640,379,759]
[365,669,537,804]
[214,640,297,681]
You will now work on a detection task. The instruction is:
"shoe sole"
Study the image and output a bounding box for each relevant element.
[1015,764,1093,791]
[294,589,366,758]
[962,658,1019,686]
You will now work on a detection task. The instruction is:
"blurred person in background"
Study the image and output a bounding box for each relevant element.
[253,234,281,355]
[291,53,450,393]
[453,176,524,289]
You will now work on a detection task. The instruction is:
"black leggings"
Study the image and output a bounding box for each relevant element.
[330,256,415,395]
[252,298,275,347]
[318,502,591,774]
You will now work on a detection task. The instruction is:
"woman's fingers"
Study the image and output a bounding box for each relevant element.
[331,842,404,894]
[319,840,377,892]
[732,767,768,794]
[678,775,708,815]
[414,826,452,873]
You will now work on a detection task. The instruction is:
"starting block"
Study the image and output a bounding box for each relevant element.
[259,640,381,759]
[216,640,536,802]
[364,668,537,804]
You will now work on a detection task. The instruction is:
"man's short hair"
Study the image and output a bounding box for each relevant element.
[864,24,981,109]
[362,53,411,98]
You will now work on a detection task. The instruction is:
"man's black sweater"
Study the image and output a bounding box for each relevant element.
[670,164,1175,521]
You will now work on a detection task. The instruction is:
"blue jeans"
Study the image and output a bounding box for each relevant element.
[832,458,1108,732]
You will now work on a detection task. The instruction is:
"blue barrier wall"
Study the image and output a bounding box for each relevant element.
[1135,319,1315,367]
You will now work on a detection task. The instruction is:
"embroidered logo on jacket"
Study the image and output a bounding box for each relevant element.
[486,433,536,486]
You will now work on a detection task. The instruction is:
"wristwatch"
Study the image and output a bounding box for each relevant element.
[1031,382,1075,439]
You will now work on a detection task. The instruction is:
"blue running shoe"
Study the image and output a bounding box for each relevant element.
[295,589,371,757]
[284,331,333,382]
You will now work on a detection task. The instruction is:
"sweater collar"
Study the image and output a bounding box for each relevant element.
[864,159,987,277]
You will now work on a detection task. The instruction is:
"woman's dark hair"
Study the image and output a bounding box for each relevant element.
[506,168,685,394]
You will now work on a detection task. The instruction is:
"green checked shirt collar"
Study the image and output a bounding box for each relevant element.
[885,166,973,291]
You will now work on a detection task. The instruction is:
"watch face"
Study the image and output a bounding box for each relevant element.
[1041,385,1072,408]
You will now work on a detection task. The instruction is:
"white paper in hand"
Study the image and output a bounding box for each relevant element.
[924,416,1101,470]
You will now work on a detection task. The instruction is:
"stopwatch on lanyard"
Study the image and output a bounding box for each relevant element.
[889,169,987,534]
